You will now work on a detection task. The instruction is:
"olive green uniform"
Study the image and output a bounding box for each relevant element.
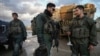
[69,16,98,56]
[35,13,53,56]
[9,19,27,56]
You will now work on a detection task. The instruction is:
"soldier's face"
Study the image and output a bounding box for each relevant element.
[74,8,82,16]
[12,15,18,19]
[48,7,55,14]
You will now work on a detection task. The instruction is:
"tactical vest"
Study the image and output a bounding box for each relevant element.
[71,17,90,38]
[10,20,22,34]
[42,13,54,34]
[44,19,54,34]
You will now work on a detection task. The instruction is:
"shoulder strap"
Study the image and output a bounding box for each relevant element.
[35,13,46,23]
[40,13,51,24]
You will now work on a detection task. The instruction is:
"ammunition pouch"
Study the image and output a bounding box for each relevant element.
[72,28,89,38]
[10,26,22,34]
[44,21,54,34]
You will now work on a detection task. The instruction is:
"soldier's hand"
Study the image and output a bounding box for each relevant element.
[23,37,27,41]
[88,45,94,51]
[67,31,71,36]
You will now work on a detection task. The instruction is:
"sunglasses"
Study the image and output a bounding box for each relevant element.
[52,8,55,11]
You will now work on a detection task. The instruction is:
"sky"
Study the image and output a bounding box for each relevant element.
[0,0,100,26]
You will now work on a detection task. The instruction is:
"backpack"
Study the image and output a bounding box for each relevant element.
[31,13,54,35]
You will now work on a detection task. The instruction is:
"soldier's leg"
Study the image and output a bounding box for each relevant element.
[8,35,13,50]
[46,41,52,56]
[44,34,52,56]
[70,44,79,56]
[12,41,20,56]
[19,42,23,50]
[19,41,23,53]
[79,44,90,56]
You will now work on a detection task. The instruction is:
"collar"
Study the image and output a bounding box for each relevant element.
[44,9,52,17]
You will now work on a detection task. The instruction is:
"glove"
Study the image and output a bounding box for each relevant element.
[23,37,26,41]
[39,42,46,46]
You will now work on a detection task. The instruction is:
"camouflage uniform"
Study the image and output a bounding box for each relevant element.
[35,11,54,56]
[9,19,27,56]
[69,16,98,56]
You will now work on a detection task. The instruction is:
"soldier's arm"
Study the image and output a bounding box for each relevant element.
[88,19,98,46]
[36,14,45,45]
[8,21,12,35]
[20,21,27,38]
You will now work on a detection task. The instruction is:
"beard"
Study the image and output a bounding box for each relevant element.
[44,9,52,17]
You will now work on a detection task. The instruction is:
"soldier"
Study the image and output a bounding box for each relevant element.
[67,5,98,56]
[35,3,56,56]
[9,13,27,56]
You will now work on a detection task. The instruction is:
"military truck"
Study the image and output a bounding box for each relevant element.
[52,3,96,36]
[0,20,13,49]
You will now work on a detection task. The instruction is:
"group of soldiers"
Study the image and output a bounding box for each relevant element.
[0,2,98,56]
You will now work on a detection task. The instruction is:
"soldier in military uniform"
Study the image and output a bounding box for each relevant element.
[9,13,27,56]
[67,5,98,56]
[35,3,56,56]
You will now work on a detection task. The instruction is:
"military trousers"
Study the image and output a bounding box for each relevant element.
[12,38,23,56]
[43,34,52,56]
[70,42,90,56]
